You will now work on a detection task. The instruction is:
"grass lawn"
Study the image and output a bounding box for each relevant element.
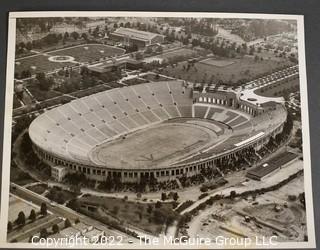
[159,48,197,60]
[122,78,149,86]
[46,186,78,204]
[140,73,173,82]
[13,96,22,109]
[163,56,294,86]
[76,195,179,235]
[27,183,48,195]
[10,162,36,186]
[69,84,111,98]
[27,86,62,102]
[15,54,73,76]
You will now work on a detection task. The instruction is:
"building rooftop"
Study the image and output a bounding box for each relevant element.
[111,27,163,41]
[60,227,80,238]
[73,222,91,232]
[247,151,297,179]
[88,57,139,73]
[84,228,104,239]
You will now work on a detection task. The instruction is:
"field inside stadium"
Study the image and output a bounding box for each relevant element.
[15,44,125,75]
[90,119,227,170]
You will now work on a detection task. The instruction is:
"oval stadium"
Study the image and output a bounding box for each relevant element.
[28,66,299,183]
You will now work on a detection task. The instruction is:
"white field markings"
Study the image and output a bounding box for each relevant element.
[225,114,241,125]
[145,84,172,119]
[204,106,210,119]
[130,86,163,122]
[192,104,195,118]
[233,119,251,129]
[103,91,131,131]
[166,81,182,117]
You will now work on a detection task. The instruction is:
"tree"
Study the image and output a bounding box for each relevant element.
[299,192,306,208]
[16,211,26,226]
[230,190,237,200]
[155,201,162,209]
[71,31,80,40]
[81,33,88,40]
[135,52,143,60]
[7,221,13,232]
[52,224,60,234]
[63,32,69,40]
[40,228,48,239]
[64,218,72,228]
[40,203,47,216]
[161,192,167,201]
[156,46,163,53]
[112,206,120,215]
[173,192,179,201]
[29,209,36,221]
[136,193,142,200]
[147,204,153,214]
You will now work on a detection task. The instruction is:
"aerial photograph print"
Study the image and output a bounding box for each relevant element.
[0,12,315,249]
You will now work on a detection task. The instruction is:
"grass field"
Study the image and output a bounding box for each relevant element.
[15,55,74,75]
[140,73,173,82]
[163,56,293,85]
[27,184,48,195]
[27,86,62,102]
[159,48,197,61]
[10,162,36,186]
[15,44,125,76]
[91,122,218,169]
[200,58,236,67]
[77,195,178,235]
[122,77,149,86]
[48,44,125,63]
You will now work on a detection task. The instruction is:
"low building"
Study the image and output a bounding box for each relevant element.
[73,222,93,234]
[246,151,298,181]
[110,27,164,48]
[51,165,68,182]
[60,227,81,238]
[83,228,105,243]
[87,57,142,75]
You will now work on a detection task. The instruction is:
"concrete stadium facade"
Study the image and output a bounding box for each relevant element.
[29,68,296,183]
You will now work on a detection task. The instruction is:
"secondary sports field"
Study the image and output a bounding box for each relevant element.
[15,44,125,76]
[15,54,74,75]
[48,44,125,63]
[90,120,221,169]
[163,56,294,85]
